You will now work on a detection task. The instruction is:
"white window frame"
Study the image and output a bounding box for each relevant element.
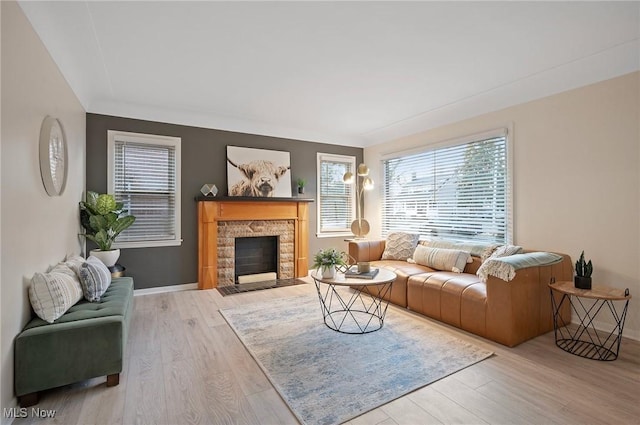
[107,130,182,248]
[381,127,513,244]
[316,153,356,238]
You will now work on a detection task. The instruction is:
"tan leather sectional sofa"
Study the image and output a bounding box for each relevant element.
[349,239,572,347]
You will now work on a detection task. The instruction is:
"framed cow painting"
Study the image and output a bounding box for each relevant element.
[226,146,292,197]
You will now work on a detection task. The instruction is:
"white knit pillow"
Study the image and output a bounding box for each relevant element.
[381,232,420,261]
[29,268,83,323]
[476,244,523,282]
[412,245,471,273]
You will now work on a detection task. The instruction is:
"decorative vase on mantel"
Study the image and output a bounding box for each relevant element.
[90,248,121,267]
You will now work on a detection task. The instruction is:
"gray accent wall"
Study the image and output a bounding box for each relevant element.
[86,113,363,289]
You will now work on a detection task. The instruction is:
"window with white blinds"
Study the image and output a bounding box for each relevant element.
[317,153,356,237]
[107,131,182,248]
[382,129,511,244]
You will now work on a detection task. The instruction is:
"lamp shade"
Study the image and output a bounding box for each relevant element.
[357,163,369,177]
[362,177,374,190]
[342,172,355,184]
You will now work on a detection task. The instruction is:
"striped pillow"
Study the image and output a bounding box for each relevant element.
[412,245,472,273]
[29,268,83,323]
[78,256,112,302]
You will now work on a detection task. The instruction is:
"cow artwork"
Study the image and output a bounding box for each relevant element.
[226,146,292,197]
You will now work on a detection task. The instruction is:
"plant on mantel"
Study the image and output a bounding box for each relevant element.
[296,177,307,194]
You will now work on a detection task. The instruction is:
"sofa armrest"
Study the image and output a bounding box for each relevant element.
[348,239,386,263]
[485,253,573,346]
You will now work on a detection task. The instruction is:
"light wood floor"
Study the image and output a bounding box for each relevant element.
[16,280,640,425]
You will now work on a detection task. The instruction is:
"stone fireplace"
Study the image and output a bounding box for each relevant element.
[218,220,293,286]
[197,198,311,289]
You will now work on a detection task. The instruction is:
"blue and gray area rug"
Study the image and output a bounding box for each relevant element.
[221,293,493,425]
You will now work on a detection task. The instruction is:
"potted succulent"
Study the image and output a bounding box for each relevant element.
[296,177,307,195]
[79,191,136,267]
[313,248,347,279]
[574,250,593,290]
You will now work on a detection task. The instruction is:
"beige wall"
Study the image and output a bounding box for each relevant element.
[365,72,640,340]
[1,1,86,417]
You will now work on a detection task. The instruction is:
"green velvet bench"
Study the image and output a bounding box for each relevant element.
[15,277,134,407]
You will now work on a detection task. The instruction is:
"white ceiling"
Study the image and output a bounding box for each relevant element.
[19,1,640,147]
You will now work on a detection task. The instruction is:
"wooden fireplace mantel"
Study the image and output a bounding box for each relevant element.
[197,198,312,289]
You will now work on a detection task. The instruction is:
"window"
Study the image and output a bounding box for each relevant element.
[382,129,511,244]
[317,153,356,237]
[108,130,181,248]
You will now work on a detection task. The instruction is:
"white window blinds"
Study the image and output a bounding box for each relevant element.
[382,130,511,243]
[317,153,356,236]
[108,131,181,248]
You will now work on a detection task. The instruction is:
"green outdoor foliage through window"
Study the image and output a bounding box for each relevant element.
[382,132,510,243]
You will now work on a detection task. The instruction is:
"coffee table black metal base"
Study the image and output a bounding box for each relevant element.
[312,269,396,334]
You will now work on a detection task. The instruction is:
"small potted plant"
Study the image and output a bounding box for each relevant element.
[79,191,136,267]
[296,177,307,195]
[313,248,347,279]
[574,250,593,289]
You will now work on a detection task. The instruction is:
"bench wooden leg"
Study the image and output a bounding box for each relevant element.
[19,392,39,407]
[106,373,120,387]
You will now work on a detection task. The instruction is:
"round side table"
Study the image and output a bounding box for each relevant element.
[549,281,631,361]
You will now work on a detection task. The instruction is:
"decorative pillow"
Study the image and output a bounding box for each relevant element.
[64,255,86,275]
[420,238,499,261]
[29,269,83,323]
[381,232,420,261]
[78,256,112,302]
[477,244,524,282]
[491,244,523,258]
[411,245,471,273]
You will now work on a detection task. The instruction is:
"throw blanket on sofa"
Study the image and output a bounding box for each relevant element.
[477,252,564,282]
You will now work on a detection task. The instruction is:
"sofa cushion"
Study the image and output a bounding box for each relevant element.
[367,260,434,307]
[411,245,471,273]
[28,268,83,323]
[381,232,419,261]
[23,277,134,331]
[78,256,112,302]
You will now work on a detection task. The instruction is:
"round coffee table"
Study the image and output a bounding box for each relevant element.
[311,268,397,334]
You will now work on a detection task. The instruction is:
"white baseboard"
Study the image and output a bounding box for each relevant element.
[133,282,198,296]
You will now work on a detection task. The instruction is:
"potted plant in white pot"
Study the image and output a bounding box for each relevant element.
[79,191,135,267]
[312,248,347,279]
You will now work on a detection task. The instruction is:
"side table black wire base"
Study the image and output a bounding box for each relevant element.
[312,269,396,334]
[550,282,631,361]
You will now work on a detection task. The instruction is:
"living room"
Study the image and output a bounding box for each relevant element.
[2,1,639,424]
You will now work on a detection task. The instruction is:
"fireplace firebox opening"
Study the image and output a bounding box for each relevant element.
[234,236,279,284]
